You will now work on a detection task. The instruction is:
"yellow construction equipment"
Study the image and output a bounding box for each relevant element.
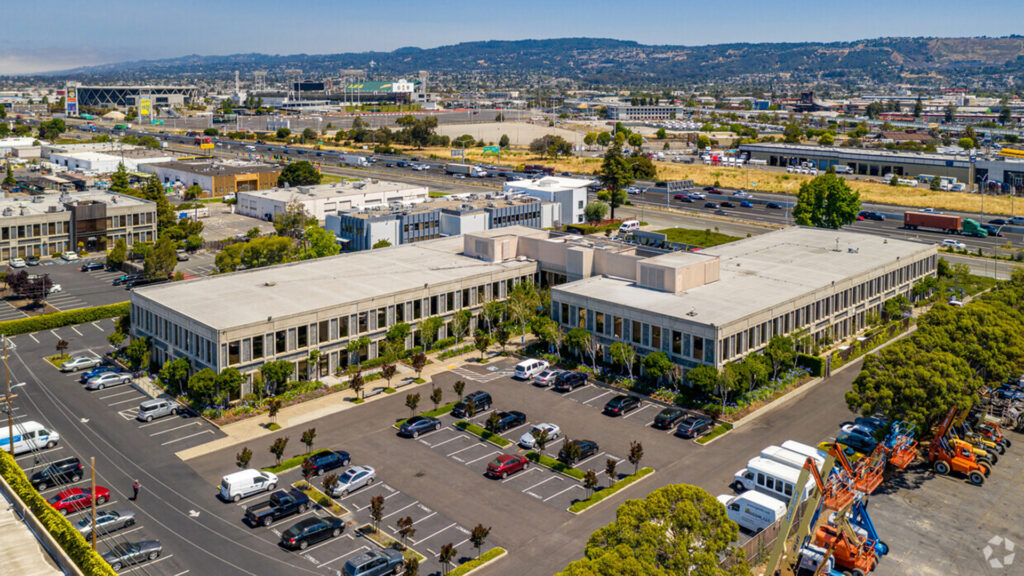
[998,148,1024,159]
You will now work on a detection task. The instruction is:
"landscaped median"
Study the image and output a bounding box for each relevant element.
[0,301,128,336]
[261,448,330,474]
[696,422,733,445]
[525,451,586,480]
[292,480,349,518]
[448,547,507,576]
[454,420,511,448]
[394,400,458,429]
[568,467,654,514]
[0,451,118,576]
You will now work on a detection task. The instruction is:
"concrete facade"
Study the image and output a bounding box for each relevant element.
[48,149,176,173]
[139,160,281,196]
[503,176,590,225]
[607,105,682,121]
[236,180,429,222]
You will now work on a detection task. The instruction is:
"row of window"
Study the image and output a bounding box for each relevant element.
[491,210,539,227]
[133,306,217,369]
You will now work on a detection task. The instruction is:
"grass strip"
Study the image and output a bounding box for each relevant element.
[455,420,511,447]
[696,422,734,445]
[525,451,586,480]
[394,400,458,429]
[261,448,330,474]
[568,467,654,513]
[449,547,507,576]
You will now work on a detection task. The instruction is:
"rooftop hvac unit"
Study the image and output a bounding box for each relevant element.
[487,202,496,207]
[2,208,12,217]
[353,182,365,189]
[460,204,474,210]
[32,195,43,203]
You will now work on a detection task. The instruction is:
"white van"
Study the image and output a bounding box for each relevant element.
[781,441,829,470]
[220,469,278,502]
[618,220,640,234]
[0,421,60,455]
[513,358,549,380]
[733,457,815,504]
[717,491,787,533]
[760,445,824,471]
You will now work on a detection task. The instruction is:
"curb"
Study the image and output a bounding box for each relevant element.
[450,548,508,576]
[568,468,656,515]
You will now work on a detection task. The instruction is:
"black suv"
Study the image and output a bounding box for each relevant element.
[486,411,526,433]
[452,391,492,418]
[603,394,641,416]
[31,457,83,491]
[113,273,141,286]
[653,407,687,429]
[559,439,599,465]
[552,371,587,392]
[306,450,351,476]
[676,415,713,438]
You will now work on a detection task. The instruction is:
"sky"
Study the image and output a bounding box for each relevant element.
[5,0,1024,74]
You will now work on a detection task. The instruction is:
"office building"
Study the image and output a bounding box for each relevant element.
[606,105,682,121]
[140,160,280,197]
[502,176,590,225]
[236,180,429,222]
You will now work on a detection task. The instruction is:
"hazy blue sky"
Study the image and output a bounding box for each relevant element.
[4,0,1024,74]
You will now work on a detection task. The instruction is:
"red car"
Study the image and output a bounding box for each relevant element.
[48,487,110,515]
[486,455,529,479]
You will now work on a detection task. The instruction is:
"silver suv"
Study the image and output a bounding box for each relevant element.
[136,399,179,422]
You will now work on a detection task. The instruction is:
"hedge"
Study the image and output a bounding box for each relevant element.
[261,448,330,474]
[525,451,586,480]
[796,353,824,377]
[696,422,733,445]
[0,451,118,576]
[0,301,129,337]
[394,400,458,429]
[448,547,507,576]
[568,467,654,513]
[454,420,511,448]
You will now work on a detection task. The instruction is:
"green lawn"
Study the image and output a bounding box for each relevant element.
[655,227,741,247]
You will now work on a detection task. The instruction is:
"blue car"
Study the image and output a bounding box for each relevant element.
[739,201,754,208]
[399,416,441,438]
[79,366,119,384]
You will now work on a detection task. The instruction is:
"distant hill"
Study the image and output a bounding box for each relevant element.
[44,36,1024,85]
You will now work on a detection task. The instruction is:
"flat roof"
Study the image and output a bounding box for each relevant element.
[553,227,934,327]
[241,179,427,203]
[504,176,594,192]
[133,232,536,331]
[146,160,280,177]
[0,191,151,217]
[343,196,549,219]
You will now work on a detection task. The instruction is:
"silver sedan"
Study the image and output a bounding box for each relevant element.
[86,372,132,390]
[75,509,136,538]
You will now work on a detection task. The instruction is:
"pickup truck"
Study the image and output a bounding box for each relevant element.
[244,489,311,527]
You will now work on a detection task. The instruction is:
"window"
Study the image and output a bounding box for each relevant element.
[693,336,704,361]
[672,330,681,355]
[339,316,349,338]
[613,317,623,339]
[631,320,641,344]
[446,292,454,312]
[395,303,405,323]
[228,341,240,365]
[561,303,569,325]
[462,288,470,308]
[757,473,765,486]
[784,483,793,496]
[477,285,487,303]
[276,331,286,353]
[319,321,329,343]
[297,326,308,348]
[578,307,586,328]
[595,312,605,334]
[413,300,422,320]
[358,312,368,333]
[651,326,661,349]
[253,336,264,359]
[377,308,387,330]
[430,296,439,315]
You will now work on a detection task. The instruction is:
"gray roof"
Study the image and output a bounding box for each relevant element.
[553,227,935,328]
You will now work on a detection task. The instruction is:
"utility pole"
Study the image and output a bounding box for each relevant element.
[90,457,97,550]
[4,336,12,458]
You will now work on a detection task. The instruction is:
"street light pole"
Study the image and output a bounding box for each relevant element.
[4,336,12,458]
[90,457,97,550]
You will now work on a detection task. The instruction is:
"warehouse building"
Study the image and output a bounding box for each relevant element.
[236,179,429,222]
[139,160,280,197]
[48,149,176,173]
[326,194,560,251]
[502,176,590,225]
[70,85,200,109]
[0,191,156,259]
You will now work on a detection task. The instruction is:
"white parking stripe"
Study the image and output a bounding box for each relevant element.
[575,450,606,468]
[522,476,558,494]
[622,404,656,419]
[114,553,174,574]
[92,322,102,330]
[447,444,479,458]
[28,333,39,344]
[71,326,83,336]
[502,466,541,484]
[543,483,583,502]
[382,501,419,520]
[411,522,456,545]
[582,391,613,405]
[318,545,369,568]
[464,450,500,466]
[149,422,199,436]
[160,429,214,446]
[98,390,138,400]
[424,434,463,449]
[107,396,145,407]
[411,511,436,525]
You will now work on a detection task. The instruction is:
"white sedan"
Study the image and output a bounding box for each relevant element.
[9,258,26,268]
[519,423,562,449]
[61,251,79,261]
[49,284,62,294]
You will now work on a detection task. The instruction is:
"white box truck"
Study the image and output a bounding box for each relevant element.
[446,163,488,178]
[339,153,369,168]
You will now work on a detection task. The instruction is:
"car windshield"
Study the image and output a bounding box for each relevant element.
[338,470,356,483]
[488,458,505,467]
[283,525,303,538]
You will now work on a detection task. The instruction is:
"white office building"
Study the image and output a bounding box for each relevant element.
[503,176,591,225]
[236,180,429,222]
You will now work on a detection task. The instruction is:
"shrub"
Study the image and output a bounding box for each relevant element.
[394,401,459,428]
[696,422,733,445]
[525,451,586,480]
[447,548,506,576]
[796,353,824,377]
[454,420,510,447]
[569,467,654,513]
[431,336,457,351]
[0,302,129,336]
[261,448,330,474]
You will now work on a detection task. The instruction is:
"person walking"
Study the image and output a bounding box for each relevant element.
[131,479,141,501]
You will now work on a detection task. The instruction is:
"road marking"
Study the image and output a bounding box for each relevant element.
[138,417,184,428]
[17,445,63,461]
[318,545,369,568]
[71,326,83,336]
[50,330,60,340]
[411,511,436,525]
[582,391,613,405]
[543,483,583,502]
[452,537,470,551]
[424,434,463,449]
[622,404,655,419]
[171,571,190,576]
[160,429,214,446]
[96,525,145,540]
[91,322,102,331]
[501,421,532,436]
[28,333,39,344]
[382,500,419,520]
[464,450,500,466]
[447,444,480,458]
[107,396,145,407]
[149,422,199,436]
[576,450,606,468]
[502,466,541,483]
[412,522,456,545]
[98,390,138,400]
[116,554,174,575]
[564,384,593,396]
[522,476,558,494]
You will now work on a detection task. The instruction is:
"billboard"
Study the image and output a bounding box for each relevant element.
[482,146,500,155]
[139,97,152,117]
[65,87,78,117]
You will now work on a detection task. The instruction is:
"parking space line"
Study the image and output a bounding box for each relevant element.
[98,390,138,400]
[411,511,436,525]
[543,483,583,502]
[501,422,532,436]
[171,571,190,576]
[318,545,369,568]
[622,404,656,419]
[464,450,499,466]
[563,384,594,396]
[107,396,145,407]
[382,501,419,520]
[28,333,39,344]
[97,525,145,540]
[149,422,200,436]
[138,417,186,429]
[522,476,558,494]
[160,429,214,446]
[447,444,480,458]
[91,322,102,330]
[424,434,464,449]
[412,522,456,545]
[49,330,60,340]
[115,553,174,575]
[576,450,606,468]
[502,466,541,483]
[17,446,63,461]
[582,391,613,405]
[71,326,83,336]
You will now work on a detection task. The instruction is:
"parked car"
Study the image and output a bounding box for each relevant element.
[61,252,79,261]
[486,410,527,433]
[305,449,351,475]
[398,416,441,438]
[86,371,132,390]
[176,250,189,262]
[603,394,641,416]
[61,356,102,372]
[513,358,549,380]
[533,369,563,387]
[486,454,530,479]
[80,262,104,271]
[328,466,376,497]
[79,366,117,383]
[342,549,404,576]
[25,256,39,266]
[652,407,687,430]
[48,487,109,515]
[113,273,142,286]
[552,371,587,392]
[49,284,62,294]
[519,423,561,449]
[676,415,714,438]
[75,509,136,538]
[9,257,26,268]
[136,398,180,422]
[102,540,162,571]
[559,439,599,465]
[31,457,83,490]
[245,489,311,527]
[766,202,783,209]
[280,516,345,550]
[833,430,877,455]
[451,391,492,418]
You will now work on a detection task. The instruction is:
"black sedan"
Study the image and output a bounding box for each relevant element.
[653,407,687,429]
[719,201,735,208]
[704,202,720,209]
[80,262,105,271]
[113,273,141,286]
[486,411,527,433]
[676,415,714,438]
[306,449,351,475]
[280,516,345,550]
[102,540,162,571]
[603,394,641,416]
[765,202,783,209]
[398,416,441,438]
[989,218,1007,226]
[981,224,1004,237]
[552,371,587,391]
[559,439,599,464]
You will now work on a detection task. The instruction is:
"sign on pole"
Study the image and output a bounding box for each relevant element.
[65,87,78,117]
[450,149,463,158]
[482,146,500,154]
[139,98,152,117]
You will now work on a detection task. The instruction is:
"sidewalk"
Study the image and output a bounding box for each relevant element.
[175,344,493,461]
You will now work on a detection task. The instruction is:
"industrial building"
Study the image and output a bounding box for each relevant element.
[326,195,560,251]
[0,191,156,260]
[139,160,281,197]
[502,176,590,225]
[235,180,429,222]
[47,149,177,173]
[130,226,933,385]
[606,105,682,121]
[68,85,200,110]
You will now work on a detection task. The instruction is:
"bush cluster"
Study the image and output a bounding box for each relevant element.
[0,302,129,336]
